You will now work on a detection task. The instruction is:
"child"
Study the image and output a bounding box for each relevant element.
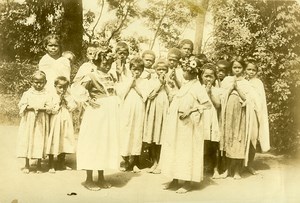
[160,57,211,193]
[73,45,98,84]
[219,56,259,179]
[166,48,185,89]
[76,47,120,191]
[117,57,150,172]
[46,76,77,173]
[178,39,194,59]
[109,41,131,82]
[56,51,75,81]
[38,34,62,93]
[16,71,52,173]
[140,50,156,80]
[143,59,171,174]
[245,60,270,174]
[216,60,231,85]
[200,63,224,178]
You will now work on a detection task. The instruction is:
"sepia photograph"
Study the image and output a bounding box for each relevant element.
[0,0,300,202]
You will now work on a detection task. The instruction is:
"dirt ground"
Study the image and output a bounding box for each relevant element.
[1,125,300,203]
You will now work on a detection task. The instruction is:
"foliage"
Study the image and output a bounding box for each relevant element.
[210,0,300,154]
[0,0,62,62]
[142,0,197,49]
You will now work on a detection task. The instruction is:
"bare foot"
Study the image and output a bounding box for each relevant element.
[97,180,112,189]
[36,170,42,174]
[81,181,101,191]
[163,180,178,190]
[48,168,56,173]
[152,168,161,174]
[176,182,192,194]
[133,165,141,173]
[212,170,221,179]
[146,163,157,173]
[246,166,257,175]
[219,170,228,179]
[234,173,242,180]
[22,168,30,174]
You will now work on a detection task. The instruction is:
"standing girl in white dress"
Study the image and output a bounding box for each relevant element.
[17,71,52,173]
[76,47,120,191]
[143,59,171,174]
[160,57,211,193]
[117,57,150,172]
[46,76,77,173]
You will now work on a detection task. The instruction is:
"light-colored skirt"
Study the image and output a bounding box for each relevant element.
[77,96,120,170]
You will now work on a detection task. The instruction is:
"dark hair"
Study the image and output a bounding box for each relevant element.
[231,55,246,71]
[129,57,144,71]
[200,63,218,85]
[142,50,156,59]
[32,70,46,81]
[216,59,231,73]
[115,41,129,53]
[43,34,61,49]
[168,48,182,59]
[54,76,69,87]
[93,46,114,67]
[178,39,194,51]
[153,58,169,70]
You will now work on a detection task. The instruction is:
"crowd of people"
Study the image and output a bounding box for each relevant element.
[16,34,270,194]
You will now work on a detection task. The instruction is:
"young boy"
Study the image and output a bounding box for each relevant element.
[140,50,156,80]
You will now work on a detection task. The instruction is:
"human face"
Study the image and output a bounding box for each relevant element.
[202,69,216,85]
[156,64,168,77]
[116,47,129,62]
[167,54,179,69]
[181,44,193,58]
[143,54,155,69]
[46,39,60,58]
[55,81,68,95]
[32,76,46,91]
[217,70,226,81]
[86,47,96,61]
[131,65,143,79]
[245,63,257,79]
[98,54,114,73]
[232,61,244,77]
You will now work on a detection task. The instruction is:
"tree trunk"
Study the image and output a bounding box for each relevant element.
[194,0,209,55]
[61,0,83,58]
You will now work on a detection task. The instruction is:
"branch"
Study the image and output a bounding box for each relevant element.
[91,0,104,39]
[106,1,131,43]
[149,0,170,50]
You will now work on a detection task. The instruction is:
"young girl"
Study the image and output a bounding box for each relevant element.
[16,71,52,173]
[109,41,131,82]
[76,47,120,191]
[73,45,98,84]
[166,48,185,89]
[143,59,171,174]
[200,63,224,178]
[46,76,77,173]
[245,60,270,174]
[219,56,259,179]
[140,50,156,80]
[178,39,194,60]
[117,57,150,172]
[160,57,211,193]
[38,34,62,93]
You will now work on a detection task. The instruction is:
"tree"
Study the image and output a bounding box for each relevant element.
[142,0,196,49]
[211,0,300,154]
[61,0,83,57]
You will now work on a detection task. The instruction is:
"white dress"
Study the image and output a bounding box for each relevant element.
[45,93,77,156]
[16,88,52,159]
[117,77,150,156]
[160,79,210,182]
[76,71,120,170]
